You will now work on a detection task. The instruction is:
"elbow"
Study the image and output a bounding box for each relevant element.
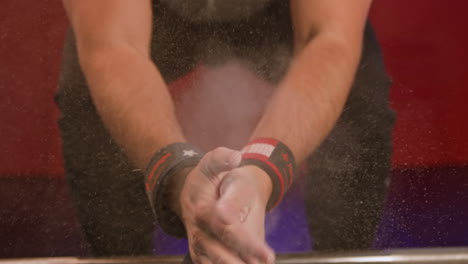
[77,44,143,76]
[295,22,364,57]
[78,48,113,77]
[299,31,363,66]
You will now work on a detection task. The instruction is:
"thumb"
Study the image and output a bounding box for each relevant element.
[198,147,241,180]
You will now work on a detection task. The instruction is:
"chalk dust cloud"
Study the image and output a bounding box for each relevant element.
[171,60,275,152]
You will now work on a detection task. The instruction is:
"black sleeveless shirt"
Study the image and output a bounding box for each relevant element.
[150,0,293,83]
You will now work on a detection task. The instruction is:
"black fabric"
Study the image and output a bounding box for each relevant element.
[56,0,394,256]
[304,27,395,250]
[149,0,293,85]
[158,0,274,22]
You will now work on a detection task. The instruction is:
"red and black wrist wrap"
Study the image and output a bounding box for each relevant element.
[240,138,297,211]
[144,143,204,238]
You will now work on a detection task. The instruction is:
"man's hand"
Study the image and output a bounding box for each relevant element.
[178,147,274,264]
[204,165,274,263]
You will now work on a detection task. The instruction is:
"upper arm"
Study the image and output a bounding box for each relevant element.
[63,0,153,57]
[290,0,372,50]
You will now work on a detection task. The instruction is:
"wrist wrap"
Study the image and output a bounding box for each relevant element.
[239,138,297,211]
[145,143,203,238]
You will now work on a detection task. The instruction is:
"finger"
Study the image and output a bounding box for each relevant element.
[192,166,274,263]
[198,147,242,180]
[196,171,274,263]
[197,256,212,264]
[196,204,273,264]
[189,229,244,264]
[242,253,261,264]
[215,219,274,263]
[204,192,274,263]
[190,254,209,264]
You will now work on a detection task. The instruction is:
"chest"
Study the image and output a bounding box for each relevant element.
[157,0,276,22]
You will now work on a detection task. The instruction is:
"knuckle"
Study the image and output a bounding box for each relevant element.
[219,225,234,245]
[215,196,238,218]
[194,214,211,234]
[200,147,236,178]
[191,230,203,244]
[229,168,246,180]
[199,155,218,177]
[230,167,242,174]
[213,202,229,219]
[211,148,231,165]
[193,200,210,216]
[191,231,206,256]
[212,255,226,264]
[180,193,192,209]
[193,212,206,227]
[200,151,213,163]
[212,147,229,157]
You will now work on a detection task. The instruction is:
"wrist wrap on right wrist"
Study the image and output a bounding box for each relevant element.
[144,142,203,238]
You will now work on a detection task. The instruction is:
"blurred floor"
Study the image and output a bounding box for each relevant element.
[1,167,467,258]
[0,176,88,258]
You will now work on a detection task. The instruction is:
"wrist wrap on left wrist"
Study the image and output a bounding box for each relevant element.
[239,138,297,211]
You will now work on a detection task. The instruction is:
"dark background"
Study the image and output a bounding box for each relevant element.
[0,0,467,258]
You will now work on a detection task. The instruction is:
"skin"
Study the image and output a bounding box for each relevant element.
[62,0,372,263]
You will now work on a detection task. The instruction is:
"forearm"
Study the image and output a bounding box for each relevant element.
[251,35,362,163]
[79,46,185,168]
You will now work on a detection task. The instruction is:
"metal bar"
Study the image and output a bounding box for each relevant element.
[1,248,468,264]
[278,248,468,264]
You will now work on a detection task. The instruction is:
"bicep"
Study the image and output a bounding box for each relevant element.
[290,0,372,49]
[63,0,153,57]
